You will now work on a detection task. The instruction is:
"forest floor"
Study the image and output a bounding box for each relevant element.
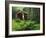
[12,19,40,31]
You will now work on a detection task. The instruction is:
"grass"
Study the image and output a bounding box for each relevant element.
[12,19,40,31]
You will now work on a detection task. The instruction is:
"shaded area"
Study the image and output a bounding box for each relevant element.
[12,7,40,31]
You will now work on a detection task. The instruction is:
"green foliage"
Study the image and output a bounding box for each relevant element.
[12,7,40,31]
[12,19,40,31]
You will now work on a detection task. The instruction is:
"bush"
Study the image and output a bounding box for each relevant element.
[12,19,40,31]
